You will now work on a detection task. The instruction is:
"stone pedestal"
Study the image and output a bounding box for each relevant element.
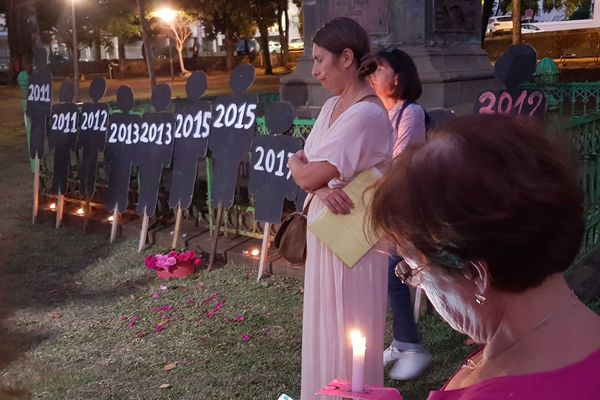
[280,0,499,116]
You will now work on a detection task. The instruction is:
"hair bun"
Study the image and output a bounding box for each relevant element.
[358,53,377,79]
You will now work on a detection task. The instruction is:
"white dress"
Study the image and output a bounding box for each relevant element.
[300,97,393,399]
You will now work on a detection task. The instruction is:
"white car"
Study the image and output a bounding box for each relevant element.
[486,16,533,36]
[268,41,281,53]
[289,38,304,51]
[521,23,543,34]
[486,16,513,35]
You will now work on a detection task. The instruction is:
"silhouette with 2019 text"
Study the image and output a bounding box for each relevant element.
[248,101,304,224]
[136,83,175,217]
[49,80,78,195]
[208,64,258,208]
[78,77,110,199]
[474,44,547,118]
[105,86,140,214]
[169,71,212,210]
[26,47,53,159]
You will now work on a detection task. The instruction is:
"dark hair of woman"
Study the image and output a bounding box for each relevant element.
[376,49,422,102]
[370,114,584,292]
[313,17,371,78]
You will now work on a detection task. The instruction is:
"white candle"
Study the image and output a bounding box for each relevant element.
[350,330,366,393]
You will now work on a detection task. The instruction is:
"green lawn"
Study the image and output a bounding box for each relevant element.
[0,84,596,400]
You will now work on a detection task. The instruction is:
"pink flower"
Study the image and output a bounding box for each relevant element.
[136,332,145,338]
[128,321,136,329]
[212,302,224,312]
[152,305,173,313]
[155,323,166,333]
[205,311,215,319]
[232,316,245,323]
[155,254,177,270]
[241,335,251,342]
[201,294,217,305]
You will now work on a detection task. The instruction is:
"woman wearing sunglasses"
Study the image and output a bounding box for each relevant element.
[368,48,431,380]
[370,114,600,399]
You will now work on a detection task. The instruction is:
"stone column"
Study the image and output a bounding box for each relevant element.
[280,0,498,115]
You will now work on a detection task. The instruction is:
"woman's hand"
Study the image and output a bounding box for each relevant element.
[315,186,354,215]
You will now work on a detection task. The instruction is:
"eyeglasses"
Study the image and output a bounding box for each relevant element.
[394,260,424,285]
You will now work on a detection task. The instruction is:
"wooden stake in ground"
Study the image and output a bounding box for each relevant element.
[32,156,40,224]
[83,199,91,233]
[256,222,271,281]
[110,207,119,243]
[171,205,183,249]
[55,192,64,229]
[208,204,224,271]
[413,287,424,323]
[138,206,149,253]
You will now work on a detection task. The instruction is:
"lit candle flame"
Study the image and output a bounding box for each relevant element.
[107,216,114,222]
[251,248,260,257]
[49,203,57,210]
[76,208,85,216]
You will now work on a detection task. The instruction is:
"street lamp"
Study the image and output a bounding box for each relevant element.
[71,0,80,101]
[155,7,176,81]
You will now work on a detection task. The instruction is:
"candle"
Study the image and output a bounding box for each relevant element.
[350,330,366,393]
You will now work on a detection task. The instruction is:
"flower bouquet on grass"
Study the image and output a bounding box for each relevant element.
[145,251,202,279]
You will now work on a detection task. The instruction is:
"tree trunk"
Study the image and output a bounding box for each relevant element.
[225,26,236,71]
[136,0,156,87]
[512,0,522,45]
[278,0,290,65]
[118,39,128,74]
[258,21,272,75]
[176,43,188,75]
[481,0,495,46]
[6,0,41,83]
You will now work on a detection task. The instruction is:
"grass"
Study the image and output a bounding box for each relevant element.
[0,85,472,400]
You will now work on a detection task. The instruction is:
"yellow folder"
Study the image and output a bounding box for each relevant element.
[308,168,382,268]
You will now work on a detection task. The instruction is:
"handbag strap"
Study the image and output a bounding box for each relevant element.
[303,194,315,215]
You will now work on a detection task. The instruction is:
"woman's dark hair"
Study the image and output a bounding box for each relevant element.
[313,17,371,78]
[370,114,584,292]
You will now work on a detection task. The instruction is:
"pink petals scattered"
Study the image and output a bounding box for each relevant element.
[155,322,166,333]
[224,315,246,323]
[241,335,251,342]
[152,305,173,313]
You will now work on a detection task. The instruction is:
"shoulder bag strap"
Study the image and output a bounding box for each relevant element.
[394,101,413,132]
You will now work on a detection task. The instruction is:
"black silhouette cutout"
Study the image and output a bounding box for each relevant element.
[474,44,546,118]
[26,47,53,159]
[169,71,212,209]
[208,64,258,208]
[49,80,78,195]
[248,102,304,224]
[78,77,109,199]
[136,83,175,217]
[105,85,140,213]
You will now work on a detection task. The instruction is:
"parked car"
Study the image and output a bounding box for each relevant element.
[289,38,304,51]
[235,39,260,57]
[268,41,281,53]
[521,23,543,34]
[486,16,533,36]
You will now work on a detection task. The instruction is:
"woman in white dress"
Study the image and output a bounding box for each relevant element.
[288,17,393,399]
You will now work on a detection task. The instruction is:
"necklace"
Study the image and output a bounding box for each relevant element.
[461,296,577,370]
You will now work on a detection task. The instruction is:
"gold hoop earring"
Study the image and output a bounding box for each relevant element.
[475,293,486,305]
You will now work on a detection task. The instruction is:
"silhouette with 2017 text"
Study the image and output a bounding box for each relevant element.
[248,101,304,224]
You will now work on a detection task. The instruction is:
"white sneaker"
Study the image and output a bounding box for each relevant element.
[387,348,432,380]
[383,344,403,368]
